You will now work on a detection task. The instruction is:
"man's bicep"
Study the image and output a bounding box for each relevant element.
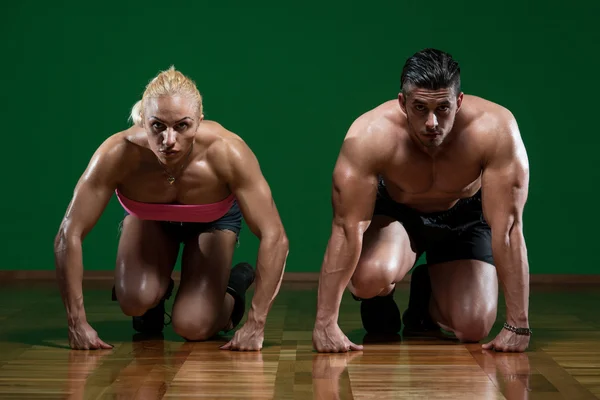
[331,153,378,232]
[481,130,530,235]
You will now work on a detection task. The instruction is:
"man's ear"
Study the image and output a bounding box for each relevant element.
[398,92,407,113]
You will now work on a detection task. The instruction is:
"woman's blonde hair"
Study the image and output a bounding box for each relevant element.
[130,66,203,126]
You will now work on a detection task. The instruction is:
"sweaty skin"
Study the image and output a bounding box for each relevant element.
[313,92,530,353]
[54,96,288,351]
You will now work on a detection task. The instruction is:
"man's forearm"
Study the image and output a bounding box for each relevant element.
[247,232,289,326]
[315,224,363,328]
[54,233,87,326]
[493,226,530,326]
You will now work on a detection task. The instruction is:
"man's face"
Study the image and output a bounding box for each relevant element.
[399,86,463,148]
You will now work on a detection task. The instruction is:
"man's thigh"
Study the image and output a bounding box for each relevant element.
[425,227,498,339]
[428,260,498,326]
[349,215,417,298]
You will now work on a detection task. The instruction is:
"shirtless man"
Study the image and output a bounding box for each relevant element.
[313,48,531,353]
[54,67,289,351]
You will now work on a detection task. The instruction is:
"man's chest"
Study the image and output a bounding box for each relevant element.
[384,144,484,196]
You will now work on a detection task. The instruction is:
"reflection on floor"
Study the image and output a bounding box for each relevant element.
[0,280,599,399]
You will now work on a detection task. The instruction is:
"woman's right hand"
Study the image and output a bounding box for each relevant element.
[68,321,113,350]
[313,323,363,353]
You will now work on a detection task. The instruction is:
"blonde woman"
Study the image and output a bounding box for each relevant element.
[54,67,289,351]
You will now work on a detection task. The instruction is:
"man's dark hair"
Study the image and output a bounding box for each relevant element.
[400,48,461,97]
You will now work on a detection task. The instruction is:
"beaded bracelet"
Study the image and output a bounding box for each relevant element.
[503,322,532,336]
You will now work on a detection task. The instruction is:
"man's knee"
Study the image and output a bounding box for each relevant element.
[451,310,496,343]
[428,259,498,342]
[350,261,404,299]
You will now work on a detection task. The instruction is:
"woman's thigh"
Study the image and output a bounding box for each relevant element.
[114,216,180,313]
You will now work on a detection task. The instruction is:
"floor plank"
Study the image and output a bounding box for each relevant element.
[0,281,598,399]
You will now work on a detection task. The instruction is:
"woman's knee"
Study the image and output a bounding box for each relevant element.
[114,278,165,317]
[171,311,219,341]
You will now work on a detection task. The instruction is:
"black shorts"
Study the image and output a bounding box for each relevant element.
[373,178,494,266]
[122,200,243,244]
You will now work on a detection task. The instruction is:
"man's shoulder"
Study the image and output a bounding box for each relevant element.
[352,99,405,127]
[462,95,524,163]
[463,95,517,133]
[345,100,405,147]
[337,100,404,170]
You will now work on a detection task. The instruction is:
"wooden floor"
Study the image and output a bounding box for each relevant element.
[0,280,599,399]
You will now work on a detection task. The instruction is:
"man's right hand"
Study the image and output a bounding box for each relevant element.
[68,321,113,350]
[313,323,363,353]
[312,116,389,355]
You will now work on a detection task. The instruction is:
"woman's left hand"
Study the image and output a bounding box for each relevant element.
[220,321,264,351]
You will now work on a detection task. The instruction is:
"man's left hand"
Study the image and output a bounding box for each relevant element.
[220,321,264,351]
[482,327,530,352]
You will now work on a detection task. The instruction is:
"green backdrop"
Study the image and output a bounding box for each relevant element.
[1,0,598,274]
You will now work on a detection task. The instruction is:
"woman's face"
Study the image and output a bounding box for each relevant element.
[143,95,202,165]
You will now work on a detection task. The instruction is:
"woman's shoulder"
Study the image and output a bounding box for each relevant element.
[91,126,145,173]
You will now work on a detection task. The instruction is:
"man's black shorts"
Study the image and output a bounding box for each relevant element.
[373,178,494,266]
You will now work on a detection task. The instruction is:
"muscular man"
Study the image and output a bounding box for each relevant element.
[54,66,289,351]
[313,48,531,353]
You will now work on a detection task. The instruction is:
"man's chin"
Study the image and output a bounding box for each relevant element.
[420,135,444,147]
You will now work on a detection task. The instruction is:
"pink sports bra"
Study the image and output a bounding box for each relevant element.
[115,189,236,223]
